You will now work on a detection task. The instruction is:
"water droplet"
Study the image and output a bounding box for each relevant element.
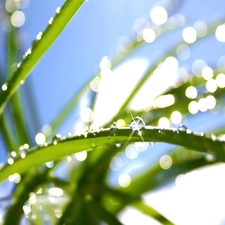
[130,117,145,131]
[2,83,8,91]
[211,133,217,141]
[36,32,42,40]
[204,151,216,162]
[149,142,155,146]
[48,17,54,25]
[8,151,17,164]
[46,161,54,168]
[115,143,121,148]
[186,129,192,134]
[8,173,21,183]
[110,122,117,135]
[52,134,61,145]
[17,62,21,68]
[56,7,61,13]
[19,144,29,158]
[177,124,187,132]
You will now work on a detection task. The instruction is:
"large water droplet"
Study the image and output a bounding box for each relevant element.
[177,124,187,132]
[129,117,145,131]
[52,134,61,145]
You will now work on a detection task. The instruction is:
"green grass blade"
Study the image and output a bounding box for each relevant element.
[0,0,85,115]
[0,126,224,182]
[132,201,174,225]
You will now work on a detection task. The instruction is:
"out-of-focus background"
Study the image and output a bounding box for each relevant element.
[1,0,225,224]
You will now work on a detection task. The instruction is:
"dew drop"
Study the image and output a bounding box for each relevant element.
[149,142,155,146]
[56,7,61,13]
[19,144,29,158]
[204,151,216,162]
[17,62,21,68]
[115,143,121,148]
[186,129,192,134]
[48,17,54,25]
[130,117,145,131]
[8,152,16,165]
[2,83,8,91]
[177,124,187,132]
[36,32,42,40]
[211,133,217,141]
[110,122,117,135]
[52,134,61,145]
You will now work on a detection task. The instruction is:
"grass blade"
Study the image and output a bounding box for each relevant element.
[0,0,85,114]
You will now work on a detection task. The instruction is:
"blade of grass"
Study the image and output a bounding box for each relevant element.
[0,0,85,115]
[1,126,225,182]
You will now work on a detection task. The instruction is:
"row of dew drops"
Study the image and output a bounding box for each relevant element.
[1,6,63,92]
[2,117,221,171]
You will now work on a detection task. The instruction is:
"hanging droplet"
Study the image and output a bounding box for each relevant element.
[149,142,155,146]
[130,117,145,131]
[52,134,61,145]
[115,143,121,148]
[2,83,8,91]
[177,124,187,132]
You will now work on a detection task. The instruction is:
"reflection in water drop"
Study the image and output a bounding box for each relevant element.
[130,117,145,131]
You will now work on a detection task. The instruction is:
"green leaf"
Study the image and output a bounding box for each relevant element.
[0,126,224,182]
